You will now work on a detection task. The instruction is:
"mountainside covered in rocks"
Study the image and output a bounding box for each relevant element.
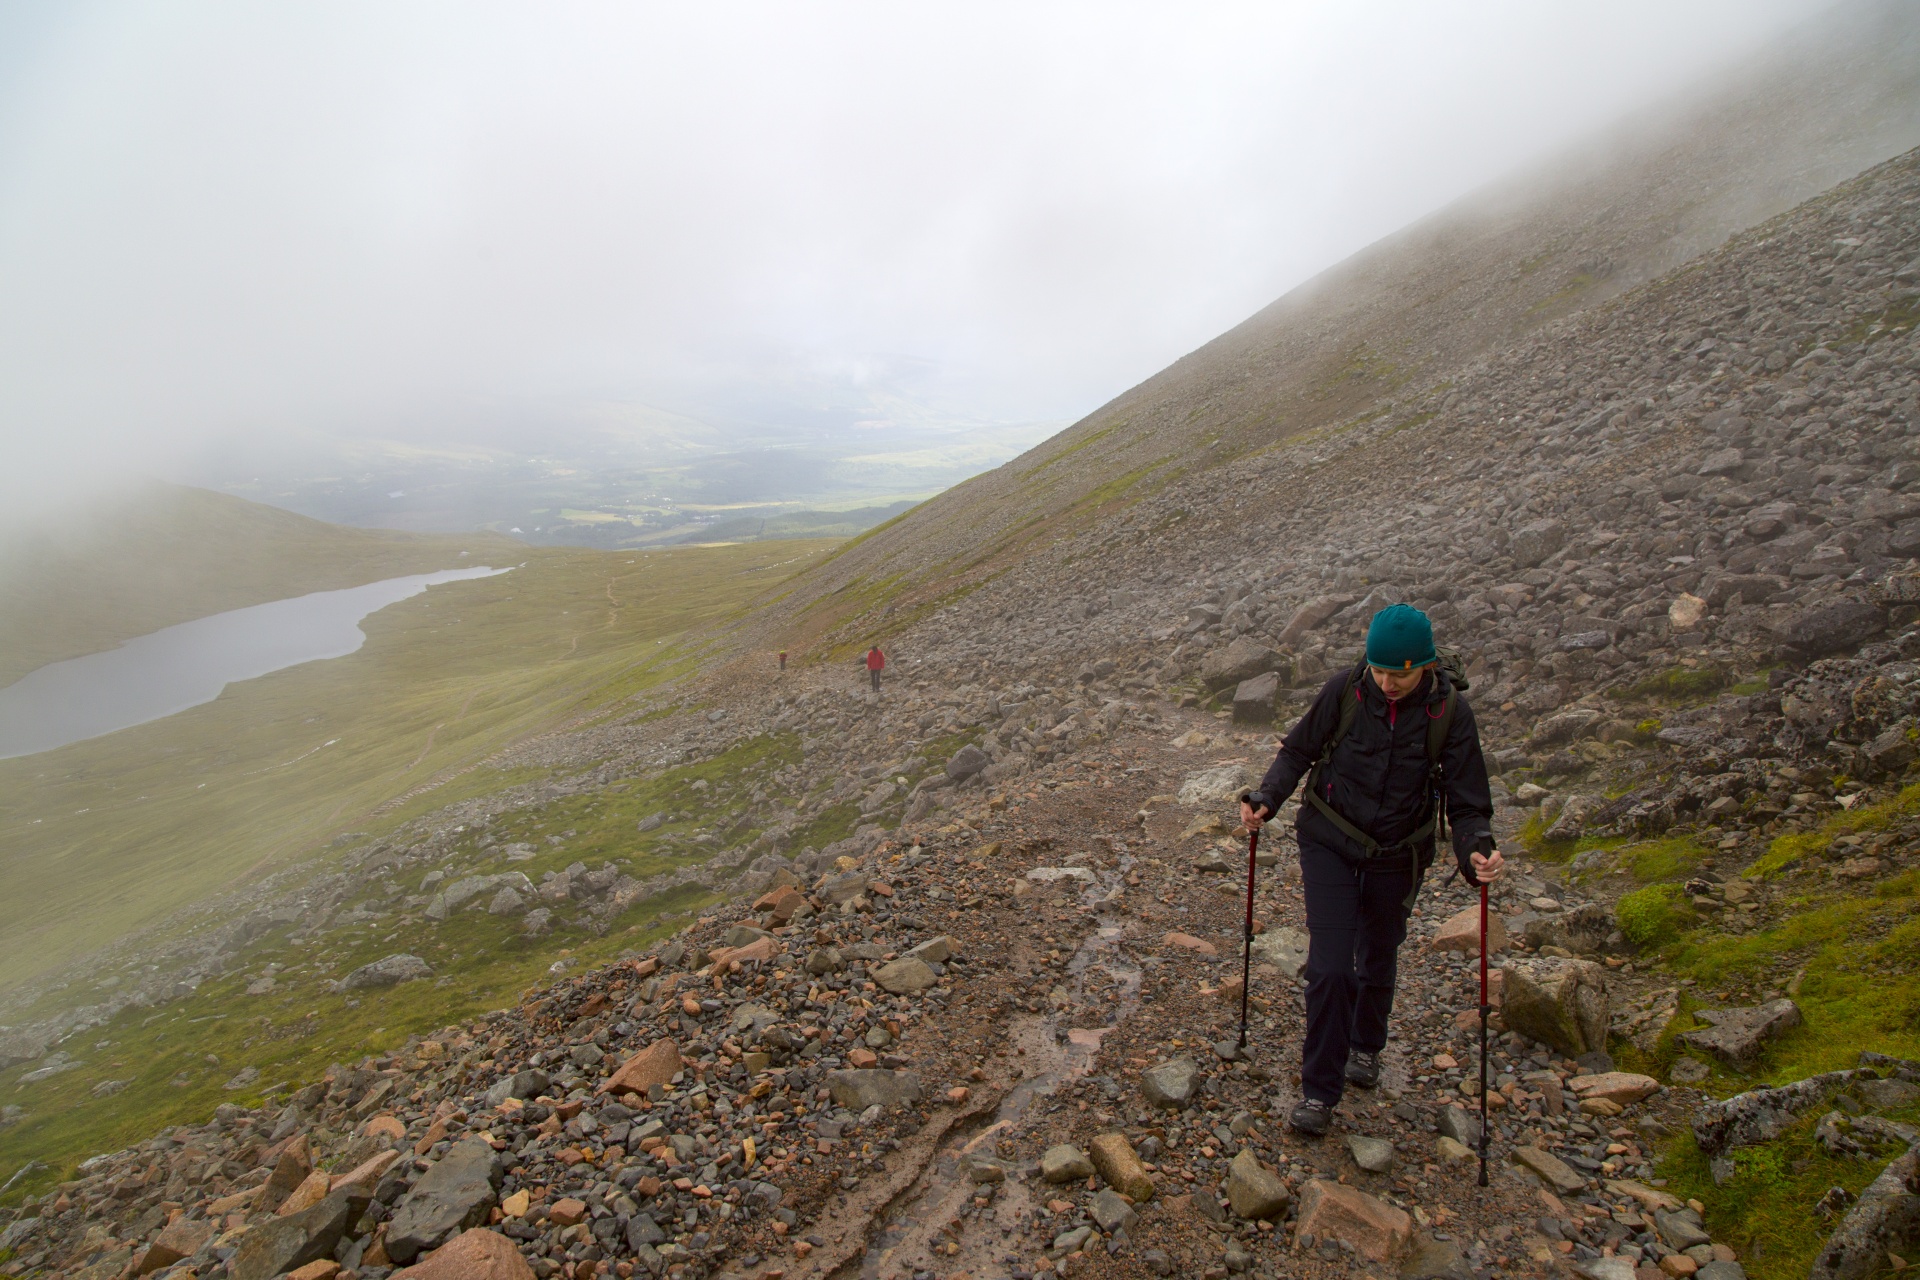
[769,0,1920,654]
[14,14,1920,1280]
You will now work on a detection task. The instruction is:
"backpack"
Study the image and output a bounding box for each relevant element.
[1302,649,1467,869]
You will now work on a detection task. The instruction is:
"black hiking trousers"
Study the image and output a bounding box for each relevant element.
[1300,836,1414,1106]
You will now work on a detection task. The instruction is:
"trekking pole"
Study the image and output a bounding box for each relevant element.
[1237,794,1259,1053]
[1477,868,1491,1188]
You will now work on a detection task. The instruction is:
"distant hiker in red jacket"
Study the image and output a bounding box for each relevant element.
[865,646,885,693]
[778,649,788,671]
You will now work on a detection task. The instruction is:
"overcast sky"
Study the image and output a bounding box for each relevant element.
[0,0,1839,515]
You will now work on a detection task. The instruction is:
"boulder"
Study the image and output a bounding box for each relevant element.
[1088,1132,1153,1201]
[384,1138,502,1264]
[945,744,991,782]
[1225,1149,1291,1219]
[229,1189,370,1280]
[1809,1139,1920,1280]
[0,1026,51,1070]
[258,1134,313,1212]
[391,1228,536,1280]
[1567,1073,1661,1107]
[1294,1179,1411,1262]
[874,957,938,994]
[1140,1059,1201,1109]
[1669,594,1709,630]
[1510,520,1567,569]
[1232,672,1282,725]
[1679,999,1803,1067]
[1692,1069,1865,1154]
[486,1069,551,1107]
[1501,957,1608,1058]
[1430,904,1507,953]
[1202,637,1284,691]
[826,1068,923,1111]
[1531,709,1603,746]
[599,1040,681,1097]
[338,954,433,991]
[135,1217,216,1275]
[817,872,870,905]
[1279,595,1357,646]
[1772,599,1885,656]
[1523,903,1614,955]
[1041,1144,1095,1183]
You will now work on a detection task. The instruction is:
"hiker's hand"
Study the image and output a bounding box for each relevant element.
[1470,848,1505,884]
[1239,799,1272,833]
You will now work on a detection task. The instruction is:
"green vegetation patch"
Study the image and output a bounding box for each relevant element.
[1658,1090,1920,1280]
[1616,883,1697,949]
[1624,836,1703,884]
[1745,779,1920,880]
[1610,665,1731,704]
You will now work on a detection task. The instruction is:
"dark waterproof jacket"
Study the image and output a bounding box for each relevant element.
[1247,667,1496,884]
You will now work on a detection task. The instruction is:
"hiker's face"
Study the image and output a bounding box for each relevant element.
[1369,664,1430,700]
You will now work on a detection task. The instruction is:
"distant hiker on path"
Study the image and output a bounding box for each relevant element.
[1239,604,1503,1137]
[779,649,787,671]
[865,645,885,693]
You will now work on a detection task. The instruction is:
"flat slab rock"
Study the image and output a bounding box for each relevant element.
[1678,998,1803,1067]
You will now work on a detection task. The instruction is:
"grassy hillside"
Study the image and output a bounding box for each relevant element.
[0,534,833,991]
[0,483,524,685]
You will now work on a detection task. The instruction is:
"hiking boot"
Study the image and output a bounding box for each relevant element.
[1288,1097,1334,1136]
[1345,1049,1382,1089]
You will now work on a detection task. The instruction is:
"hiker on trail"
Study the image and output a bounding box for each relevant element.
[865,645,885,693]
[1239,603,1503,1137]
[779,649,788,671]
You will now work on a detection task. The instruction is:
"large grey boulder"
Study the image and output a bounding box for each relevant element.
[1232,672,1281,725]
[1679,999,1803,1068]
[1772,599,1884,656]
[229,1189,369,1280]
[945,745,991,782]
[1809,1139,1920,1280]
[1278,595,1357,646]
[1510,520,1567,569]
[1201,637,1284,691]
[383,1137,502,1263]
[1692,1069,1865,1154]
[337,954,433,991]
[826,1069,923,1111]
[1501,957,1608,1058]
[483,1069,549,1107]
[1523,903,1614,956]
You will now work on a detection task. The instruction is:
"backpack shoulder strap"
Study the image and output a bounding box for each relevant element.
[1424,670,1458,767]
[1317,658,1368,765]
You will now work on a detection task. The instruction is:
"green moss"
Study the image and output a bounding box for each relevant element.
[1657,1091,1920,1280]
[1625,837,1703,884]
[1617,883,1696,948]
[1747,780,1920,879]
[1610,665,1730,704]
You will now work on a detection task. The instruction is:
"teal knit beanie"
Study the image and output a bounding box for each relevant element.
[1366,603,1438,671]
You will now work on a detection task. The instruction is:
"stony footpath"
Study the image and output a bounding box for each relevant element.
[10,699,1916,1280]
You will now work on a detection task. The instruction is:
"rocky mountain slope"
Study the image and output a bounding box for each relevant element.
[12,15,1920,1280]
[770,0,1920,654]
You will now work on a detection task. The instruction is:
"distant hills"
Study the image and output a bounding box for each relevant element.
[0,484,519,685]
